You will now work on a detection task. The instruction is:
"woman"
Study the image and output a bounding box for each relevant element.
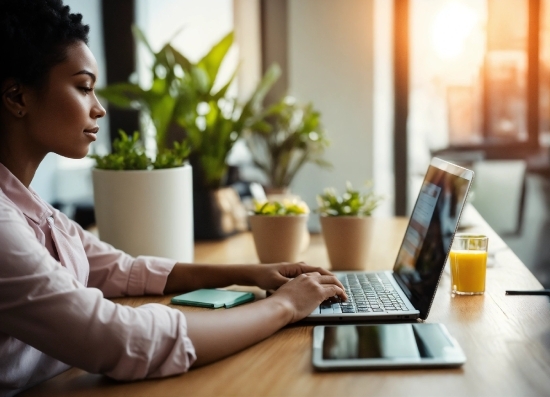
[0,1,346,395]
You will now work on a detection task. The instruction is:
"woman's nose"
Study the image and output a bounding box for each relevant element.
[92,95,106,119]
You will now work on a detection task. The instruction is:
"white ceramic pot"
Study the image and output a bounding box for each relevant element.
[320,216,373,270]
[92,164,194,262]
[248,214,309,263]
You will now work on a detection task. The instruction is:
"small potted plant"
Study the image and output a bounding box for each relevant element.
[245,96,331,196]
[90,130,194,262]
[248,199,310,263]
[317,182,383,270]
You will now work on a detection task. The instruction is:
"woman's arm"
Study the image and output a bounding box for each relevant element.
[164,262,339,294]
[185,272,346,366]
[0,202,196,385]
[1,198,346,382]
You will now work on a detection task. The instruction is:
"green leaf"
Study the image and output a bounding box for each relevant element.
[252,199,309,215]
[167,44,193,73]
[89,130,150,170]
[197,31,234,90]
[132,25,155,55]
[200,155,228,188]
[149,94,177,151]
[97,29,283,188]
[240,64,281,121]
[155,44,176,72]
[90,130,190,171]
[191,66,212,96]
[316,182,383,217]
[211,65,239,100]
[153,140,191,169]
[245,93,330,188]
[96,83,145,109]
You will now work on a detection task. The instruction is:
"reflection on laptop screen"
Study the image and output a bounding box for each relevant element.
[393,163,472,318]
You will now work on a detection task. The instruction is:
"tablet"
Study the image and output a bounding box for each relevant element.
[312,323,466,370]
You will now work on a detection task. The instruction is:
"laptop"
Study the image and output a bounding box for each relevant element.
[306,157,474,322]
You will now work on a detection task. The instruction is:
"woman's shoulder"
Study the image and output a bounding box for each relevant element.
[0,188,48,265]
[0,187,27,222]
[0,188,39,248]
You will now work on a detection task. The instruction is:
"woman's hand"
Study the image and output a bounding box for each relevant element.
[164,261,347,298]
[246,262,337,291]
[185,271,347,366]
[183,264,347,365]
[269,272,347,323]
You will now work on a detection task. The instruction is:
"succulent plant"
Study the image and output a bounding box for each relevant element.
[317,182,383,216]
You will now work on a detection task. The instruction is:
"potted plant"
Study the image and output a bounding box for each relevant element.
[248,199,310,263]
[97,26,280,239]
[90,130,194,262]
[317,182,383,270]
[245,96,331,196]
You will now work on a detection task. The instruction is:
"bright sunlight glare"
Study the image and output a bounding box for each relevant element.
[432,2,479,60]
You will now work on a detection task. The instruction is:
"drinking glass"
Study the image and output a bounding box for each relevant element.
[450,234,489,295]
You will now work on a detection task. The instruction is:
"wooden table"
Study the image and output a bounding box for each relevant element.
[24,212,550,397]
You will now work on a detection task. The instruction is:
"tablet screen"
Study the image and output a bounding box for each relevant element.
[322,324,454,360]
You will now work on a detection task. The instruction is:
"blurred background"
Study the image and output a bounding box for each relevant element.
[33,0,550,287]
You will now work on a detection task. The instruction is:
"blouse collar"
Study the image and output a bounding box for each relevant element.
[0,162,53,223]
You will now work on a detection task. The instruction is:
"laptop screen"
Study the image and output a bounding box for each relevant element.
[393,158,474,319]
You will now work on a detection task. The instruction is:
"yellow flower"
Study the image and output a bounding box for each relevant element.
[252,199,309,215]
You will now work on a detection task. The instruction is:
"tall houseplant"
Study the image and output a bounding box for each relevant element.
[96,26,195,152]
[246,96,331,193]
[98,27,280,239]
[90,131,194,261]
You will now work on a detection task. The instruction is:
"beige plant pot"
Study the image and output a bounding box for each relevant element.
[249,215,309,263]
[92,165,194,262]
[320,216,373,271]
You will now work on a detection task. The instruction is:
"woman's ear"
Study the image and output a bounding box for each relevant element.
[1,79,27,118]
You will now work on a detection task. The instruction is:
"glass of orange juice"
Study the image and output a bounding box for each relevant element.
[450,234,489,295]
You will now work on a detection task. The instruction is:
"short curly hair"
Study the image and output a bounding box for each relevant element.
[0,0,89,89]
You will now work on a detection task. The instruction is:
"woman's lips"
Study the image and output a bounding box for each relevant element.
[84,127,99,141]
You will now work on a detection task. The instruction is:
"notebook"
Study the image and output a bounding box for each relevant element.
[306,157,474,322]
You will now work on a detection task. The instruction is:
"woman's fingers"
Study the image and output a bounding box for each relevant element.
[277,262,333,278]
[295,262,333,276]
[270,272,350,323]
[314,274,347,298]
[322,282,347,301]
[276,264,345,297]
[303,272,322,277]
[296,273,347,300]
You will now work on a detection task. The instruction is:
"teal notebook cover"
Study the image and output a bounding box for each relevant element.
[170,289,255,308]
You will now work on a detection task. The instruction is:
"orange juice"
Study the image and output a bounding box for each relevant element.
[450,250,487,295]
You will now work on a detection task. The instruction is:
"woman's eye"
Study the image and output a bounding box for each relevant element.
[79,87,93,94]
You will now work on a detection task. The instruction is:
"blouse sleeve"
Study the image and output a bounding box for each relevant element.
[0,200,196,380]
[52,207,177,298]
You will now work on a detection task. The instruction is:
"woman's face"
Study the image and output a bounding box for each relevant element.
[24,41,106,159]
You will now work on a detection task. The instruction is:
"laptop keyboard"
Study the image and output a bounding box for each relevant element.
[317,273,410,314]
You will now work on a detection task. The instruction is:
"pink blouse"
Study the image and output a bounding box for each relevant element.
[0,163,196,396]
